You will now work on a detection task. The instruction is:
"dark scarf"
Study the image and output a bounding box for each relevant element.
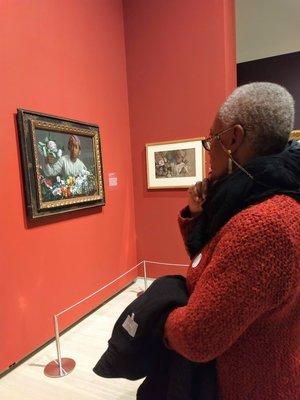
[187,140,300,259]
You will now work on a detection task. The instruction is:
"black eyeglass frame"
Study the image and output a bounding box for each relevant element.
[201,126,235,151]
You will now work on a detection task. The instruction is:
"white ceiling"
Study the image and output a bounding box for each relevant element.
[236,0,300,63]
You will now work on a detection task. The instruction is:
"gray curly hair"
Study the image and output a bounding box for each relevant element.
[218,82,295,155]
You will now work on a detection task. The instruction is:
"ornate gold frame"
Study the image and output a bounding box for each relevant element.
[17,109,105,219]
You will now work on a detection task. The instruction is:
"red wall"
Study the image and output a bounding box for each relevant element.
[123,0,236,276]
[0,0,236,373]
[0,0,137,373]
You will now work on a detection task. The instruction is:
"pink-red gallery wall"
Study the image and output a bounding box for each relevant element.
[0,0,236,373]
[123,0,236,276]
[0,0,137,373]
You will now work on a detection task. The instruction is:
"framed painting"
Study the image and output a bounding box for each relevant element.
[17,109,105,219]
[146,138,206,189]
[290,130,300,141]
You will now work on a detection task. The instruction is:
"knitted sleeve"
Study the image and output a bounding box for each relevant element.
[165,210,297,362]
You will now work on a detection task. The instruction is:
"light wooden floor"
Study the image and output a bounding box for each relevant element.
[0,279,149,400]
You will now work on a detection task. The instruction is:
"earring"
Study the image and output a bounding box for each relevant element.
[228,150,233,174]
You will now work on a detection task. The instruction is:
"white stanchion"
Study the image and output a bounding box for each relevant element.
[44,261,144,378]
[44,315,75,377]
[143,260,148,290]
[44,259,188,378]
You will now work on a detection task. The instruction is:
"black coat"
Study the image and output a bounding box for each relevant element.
[93,275,217,400]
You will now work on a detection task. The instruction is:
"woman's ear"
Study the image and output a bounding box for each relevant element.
[231,124,245,151]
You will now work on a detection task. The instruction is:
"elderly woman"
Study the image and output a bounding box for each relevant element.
[164,82,300,400]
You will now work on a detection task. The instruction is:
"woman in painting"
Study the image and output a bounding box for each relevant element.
[173,149,190,176]
[44,134,87,179]
[164,82,300,399]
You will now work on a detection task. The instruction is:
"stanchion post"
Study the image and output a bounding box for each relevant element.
[44,262,141,378]
[54,315,63,376]
[44,260,165,378]
[143,260,148,290]
[44,316,76,378]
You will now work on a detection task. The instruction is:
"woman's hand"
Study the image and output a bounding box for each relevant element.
[188,178,210,216]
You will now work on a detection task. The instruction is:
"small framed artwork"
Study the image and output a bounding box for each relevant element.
[290,130,300,141]
[17,109,105,219]
[146,138,206,189]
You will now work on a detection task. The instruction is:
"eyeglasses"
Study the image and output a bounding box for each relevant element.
[201,126,234,151]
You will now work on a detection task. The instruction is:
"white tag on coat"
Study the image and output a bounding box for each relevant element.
[122,313,138,337]
[192,253,202,268]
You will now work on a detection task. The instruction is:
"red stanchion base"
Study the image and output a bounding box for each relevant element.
[44,358,76,378]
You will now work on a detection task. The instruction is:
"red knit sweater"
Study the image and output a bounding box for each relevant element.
[165,195,300,400]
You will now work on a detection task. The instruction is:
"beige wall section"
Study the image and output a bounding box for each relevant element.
[236,0,300,63]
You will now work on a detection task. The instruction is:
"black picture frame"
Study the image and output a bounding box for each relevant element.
[17,109,105,219]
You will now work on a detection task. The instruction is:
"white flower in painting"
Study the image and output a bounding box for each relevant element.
[56,176,61,183]
[52,187,62,196]
[47,141,57,152]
